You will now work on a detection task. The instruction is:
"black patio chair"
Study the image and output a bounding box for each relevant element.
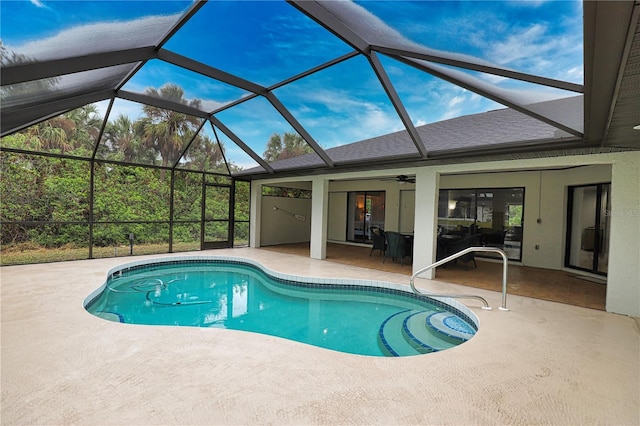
[369,227,386,256]
[443,233,483,269]
[383,231,410,266]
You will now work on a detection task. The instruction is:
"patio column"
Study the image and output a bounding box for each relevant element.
[412,168,440,279]
[249,182,261,248]
[606,152,640,316]
[310,177,328,260]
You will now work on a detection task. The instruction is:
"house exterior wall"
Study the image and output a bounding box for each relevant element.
[259,195,312,246]
[436,164,612,271]
[251,151,639,316]
[606,154,640,316]
[418,152,638,316]
[327,192,347,242]
[327,180,402,237]
[399,190,416,234]
[310,177,329,259]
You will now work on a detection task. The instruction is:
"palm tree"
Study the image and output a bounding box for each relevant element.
[103,114,151,163]
[64,104,103,154]
[135,84,203,171]
[182,134,228,173]
[19,105,102,156]
[24,119,71,153]
[263,132,314,162]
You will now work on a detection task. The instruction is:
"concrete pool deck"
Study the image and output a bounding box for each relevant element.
[1,247,639,425]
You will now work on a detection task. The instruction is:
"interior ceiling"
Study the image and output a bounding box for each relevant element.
[1,0,638,180]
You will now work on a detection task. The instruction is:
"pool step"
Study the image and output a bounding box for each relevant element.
[426,312,475,341]
[378,310,475,357]
[403,312,460,352]
[378,310,424,357]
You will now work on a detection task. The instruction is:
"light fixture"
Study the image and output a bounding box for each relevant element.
[448,200,457,210]
[633,124,640,130]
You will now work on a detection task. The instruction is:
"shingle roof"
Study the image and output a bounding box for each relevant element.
[240,96,582,174]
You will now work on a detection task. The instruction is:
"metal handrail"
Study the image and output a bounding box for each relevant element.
[410,246,510,311]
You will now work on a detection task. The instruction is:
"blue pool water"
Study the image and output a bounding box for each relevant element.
[85,257,478,357]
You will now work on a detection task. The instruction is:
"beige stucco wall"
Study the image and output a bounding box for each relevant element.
[414,152,638,316]
[606,153,640,316]
[251,151,639,316]
[259,195,312,246]
[436,164,612,271]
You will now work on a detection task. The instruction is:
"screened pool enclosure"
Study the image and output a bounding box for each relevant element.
[1,1,638,265]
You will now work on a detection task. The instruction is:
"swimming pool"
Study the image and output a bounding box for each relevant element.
[84,256,478,357]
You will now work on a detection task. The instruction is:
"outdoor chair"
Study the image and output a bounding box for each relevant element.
[383,231,410,266]
[369,227,386,256]
[443,233,483,269]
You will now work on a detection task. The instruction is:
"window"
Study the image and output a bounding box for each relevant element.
[438,188,524,261]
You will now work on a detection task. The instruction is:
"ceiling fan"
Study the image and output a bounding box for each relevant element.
[381,175,416,184]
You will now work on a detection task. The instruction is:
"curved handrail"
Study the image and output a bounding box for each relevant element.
[410,246,509,311]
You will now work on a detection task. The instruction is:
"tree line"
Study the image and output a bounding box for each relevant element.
[1,78,316,256]
[1,85,240,252]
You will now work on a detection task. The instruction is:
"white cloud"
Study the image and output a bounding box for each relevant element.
[490,24,549,66]
[402,3,583,85]
[565,66,584,82]
[439,90,483,121]
[12,14,181,62]
[483,19,583,83]
[30,0,47,8]
[506,0,551,8]
[289,87,406,147]
[448,96,465,108]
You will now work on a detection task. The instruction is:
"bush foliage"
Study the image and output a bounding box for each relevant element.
[1,93,250,265]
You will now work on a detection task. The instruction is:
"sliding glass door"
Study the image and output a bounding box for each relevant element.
[566,184,610,275]
[437,187,524,261]
[347,191,385,243]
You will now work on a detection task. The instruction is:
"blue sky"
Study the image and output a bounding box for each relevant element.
[1,0,583,168]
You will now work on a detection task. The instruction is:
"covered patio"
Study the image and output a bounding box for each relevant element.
[260,242,607,311]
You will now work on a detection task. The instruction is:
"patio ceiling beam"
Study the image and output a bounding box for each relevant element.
[91,98,115,160]
[1,47,157,86]
[265,93,335,167]
[208,116,275,174]
[117,89,274,173]
[111,2,207,96]
[156,0,207,50]
[269,51,361,91]
[287,0,370,53]
[372,45,584,94]
[397,56,583,138]
[208,123,234,176]
[117,90,210,119]
[172,119,208,169]
[209,51,362,116]
[1,89,114,137]
[367,51,428,158]
[158,49,268,96]
[209,93,260,115]
[598,4,640,146]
